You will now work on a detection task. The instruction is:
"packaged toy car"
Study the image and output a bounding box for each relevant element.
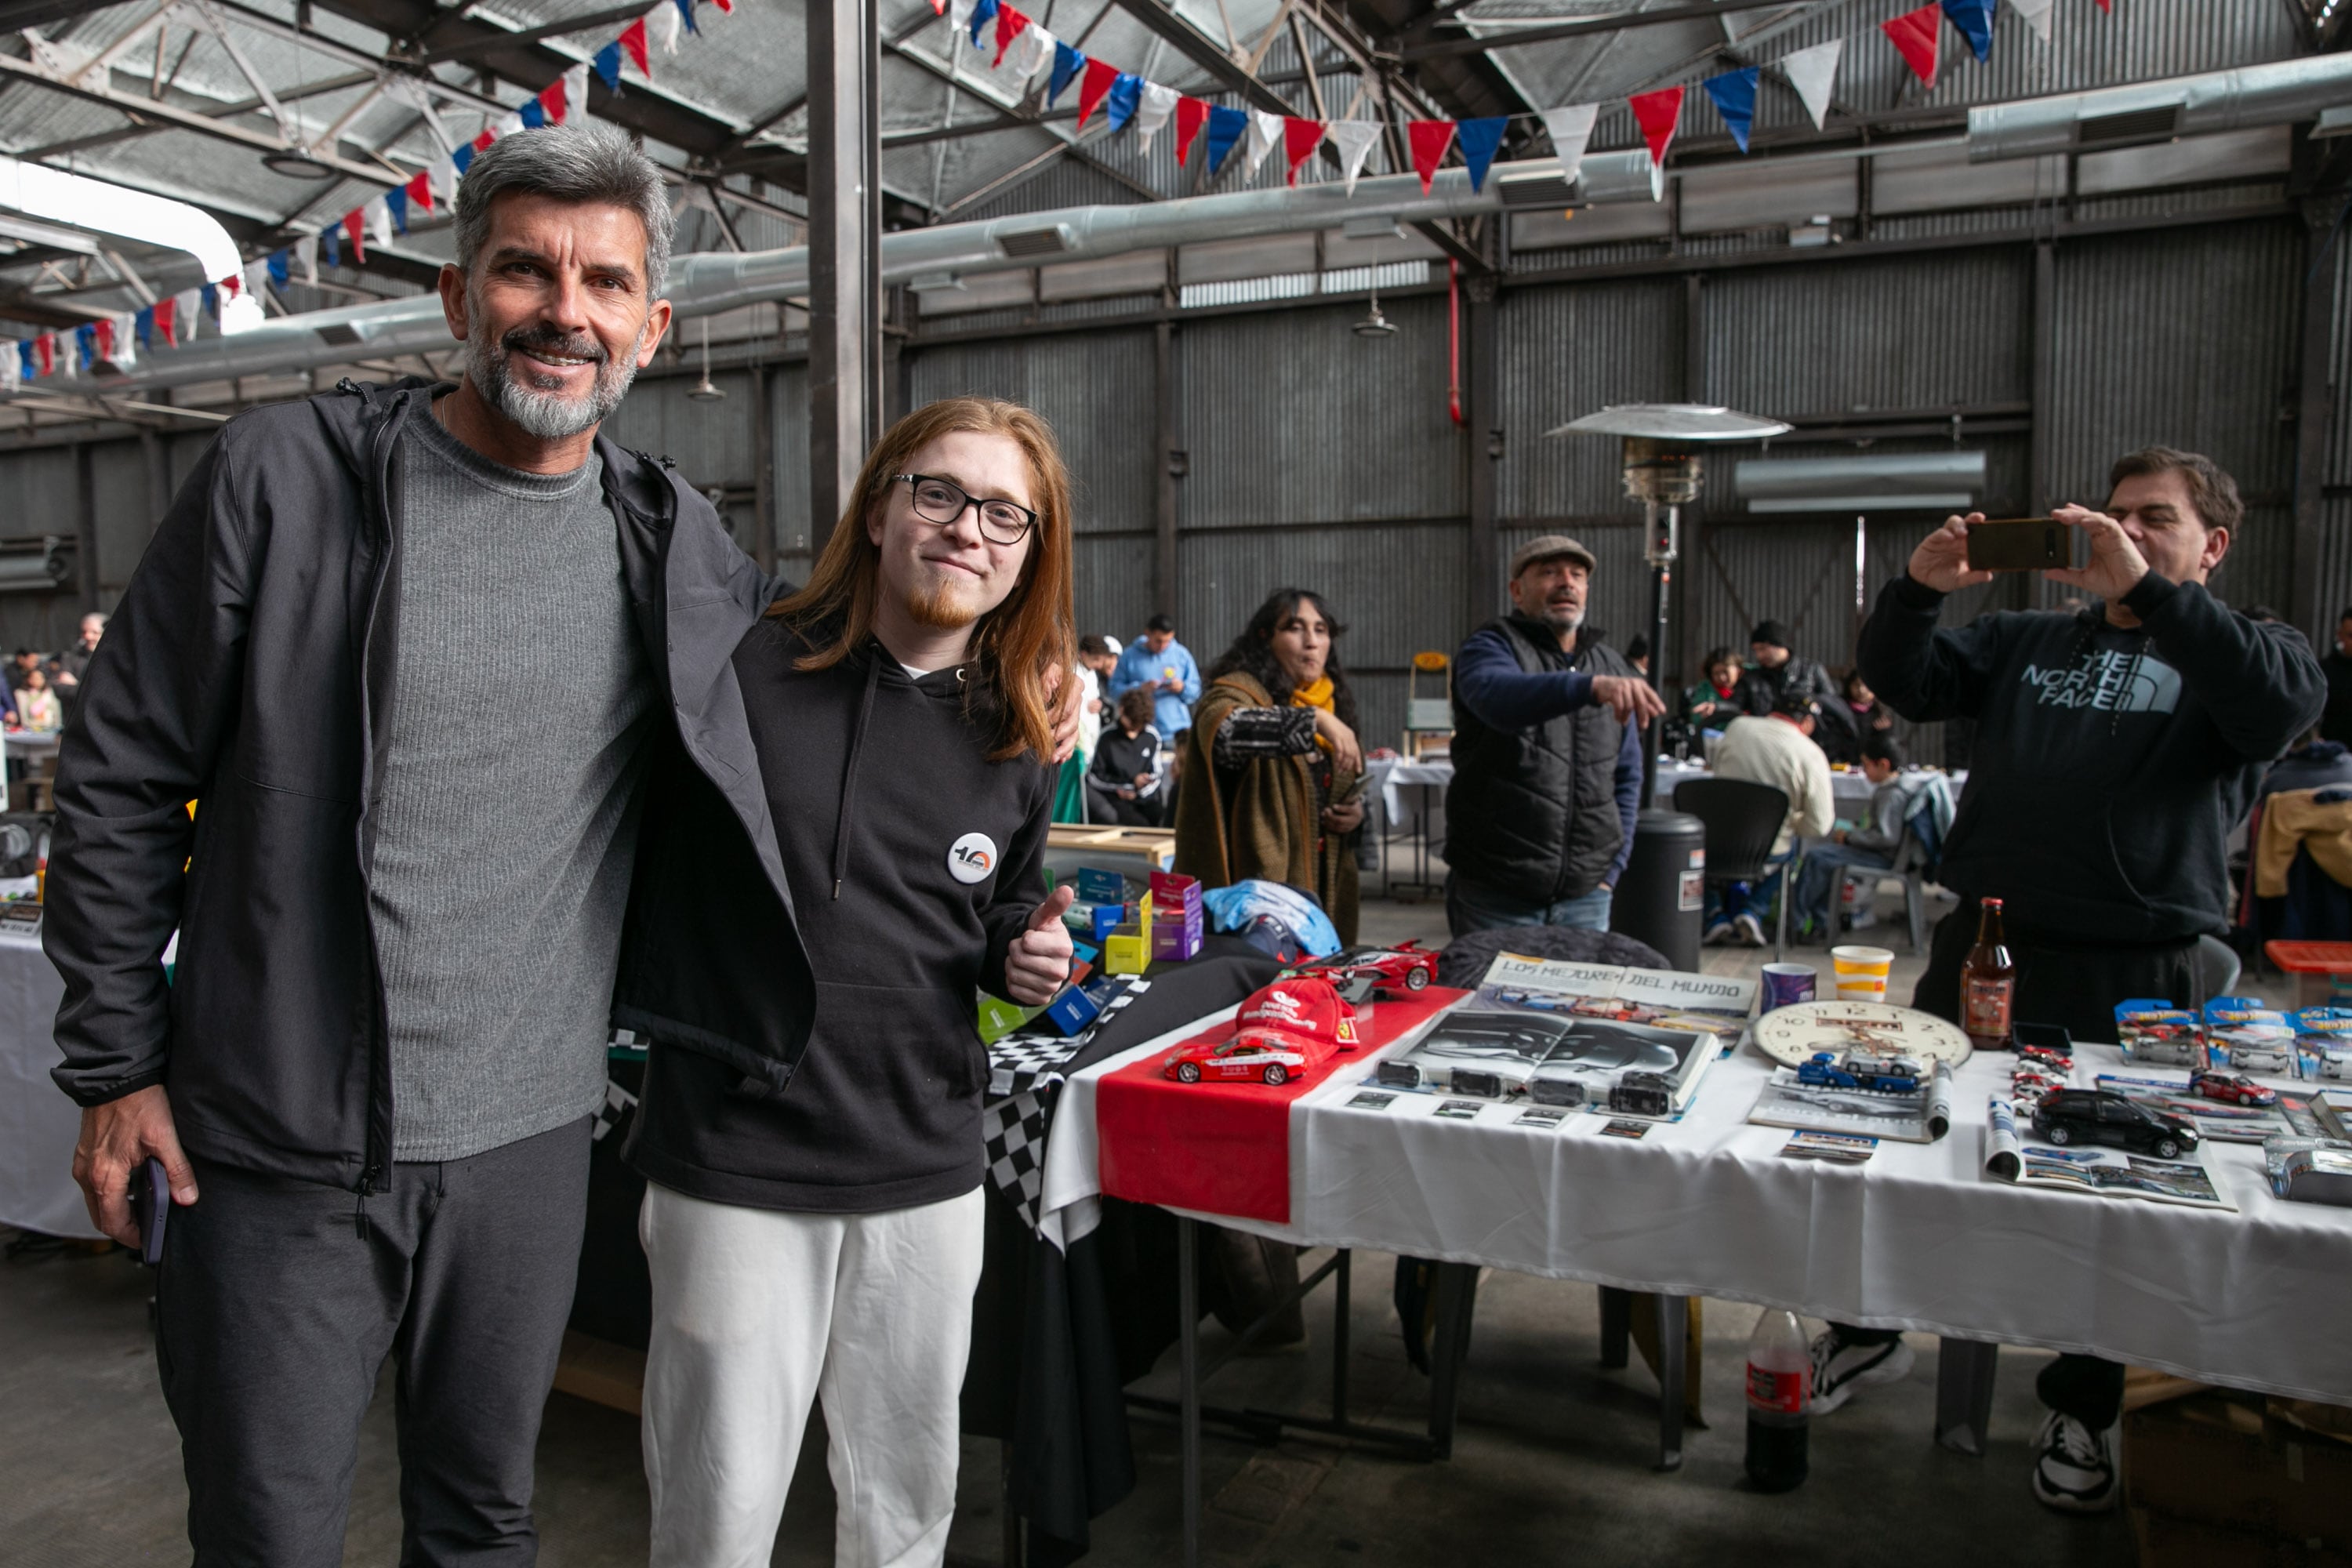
[2115,999,2205,1068]
[2205,996,2296,1075]
[2294,1007,2352,1080]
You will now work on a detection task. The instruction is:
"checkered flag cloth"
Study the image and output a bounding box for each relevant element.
[981,979,1150,1232]
[982,1090,1051,1230]
[592,1078,638,1143]
[985,978,1150,1098]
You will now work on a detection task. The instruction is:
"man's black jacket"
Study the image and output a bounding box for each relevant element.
[45,379,815,1192]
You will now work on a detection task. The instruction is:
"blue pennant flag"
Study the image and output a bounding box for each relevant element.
[75,322,95,368]
[385,187,408,234]
[1702,67,1760,153]
[1941,0,1994,63]
[593,42,622,91]
[1047,39,1084,105]
[519,98,546,130]
[136,306,154,350]
[267,250,290,288]
[676,0,697,33]
[969,0,997,46]
[16,341,31,380]
[322,224,341,269]
[1205,104,1248,173]
[452,140,476,175]
[201,282,218,318]
[1454,117,1508,192]
[1105,72,1143,133]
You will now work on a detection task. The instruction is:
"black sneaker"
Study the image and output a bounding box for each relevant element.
[1809,1327,1917,1414]
[2031,1410,2118,1513]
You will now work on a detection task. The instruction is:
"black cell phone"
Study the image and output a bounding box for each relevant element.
[1965,520,2077,572]
[127,1155,168,1266]
[2012,1022,2072,1055]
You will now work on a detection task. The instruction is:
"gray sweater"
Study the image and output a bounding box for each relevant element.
[368,410,656,1160]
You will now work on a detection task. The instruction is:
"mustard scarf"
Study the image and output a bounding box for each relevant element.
[1290,674,1335,751]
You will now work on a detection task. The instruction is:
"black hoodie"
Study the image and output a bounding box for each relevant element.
[1857,571,2325,944]
[624,616,1055,1213]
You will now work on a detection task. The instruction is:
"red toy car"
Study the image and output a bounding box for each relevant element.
[2017,1044,2074,1073]
[2189,1069,2278,1109]
[1163,977,1358,1087]
[1300,942,1438,998]
[2010,1069,2066,1100]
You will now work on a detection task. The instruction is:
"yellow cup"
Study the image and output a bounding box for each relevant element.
[1829,945,1894,1003]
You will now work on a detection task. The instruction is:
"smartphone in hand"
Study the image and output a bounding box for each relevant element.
[1965,519,2078,572]
[126,1155,169,1266]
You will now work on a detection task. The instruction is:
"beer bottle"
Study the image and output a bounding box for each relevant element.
[1960,897,2015,1048]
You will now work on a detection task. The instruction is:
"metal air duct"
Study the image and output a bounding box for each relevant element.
[1734,452,1987,514]
[1968,54,2352,162]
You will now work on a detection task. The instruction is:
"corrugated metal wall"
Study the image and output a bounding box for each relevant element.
[1497,278,1683,524]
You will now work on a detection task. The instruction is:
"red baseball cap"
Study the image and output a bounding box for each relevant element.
[1229,977,1359,1059]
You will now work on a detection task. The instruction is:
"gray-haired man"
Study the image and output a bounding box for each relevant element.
[49,124,705,1561]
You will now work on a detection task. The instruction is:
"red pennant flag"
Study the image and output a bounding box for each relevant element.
[618,16,650,78]
[94,319,114,358]
[1628,86,1683,168]
[1076,57,1120,129]
[1174,96,1210,163]
[1881,2,1940,87]
[710,0,731,10]
[33,335,52,376]
[1407,119,1455,194]
[928,0,943,10]
[539,76,568,125]
[343,208,368,265]
[1282,118,1324,187]
[993,4,1029,67]
[405,169,434,212]
[2093,0,2110,9]
[154,296,176,347]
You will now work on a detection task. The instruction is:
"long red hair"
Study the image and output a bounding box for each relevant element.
[769,397,1076,761]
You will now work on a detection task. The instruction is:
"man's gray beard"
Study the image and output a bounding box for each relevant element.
[1543,607,1584,633]
[464,312,644,441]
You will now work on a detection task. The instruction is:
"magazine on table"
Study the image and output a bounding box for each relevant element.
[1370,1006,1718,1115]
[1748,1058,1956,1143]
[1477,953,1760,1044]
[2090,1072,2321,1145]
[1980,1097,2236,1211]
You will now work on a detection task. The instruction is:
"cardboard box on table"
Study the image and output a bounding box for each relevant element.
[2124,1389,2352,1566]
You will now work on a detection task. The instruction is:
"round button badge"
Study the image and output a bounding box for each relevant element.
[947,831,998,885]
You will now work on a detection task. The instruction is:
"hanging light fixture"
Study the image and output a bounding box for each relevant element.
[687,316,726,401]
[1352,274,1397,338]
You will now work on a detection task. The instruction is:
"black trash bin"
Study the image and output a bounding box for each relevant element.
[1611,809,1705,972]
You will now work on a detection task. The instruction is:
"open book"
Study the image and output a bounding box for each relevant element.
[1980,1098,2235,1211]
[1749,1058,1955,1143]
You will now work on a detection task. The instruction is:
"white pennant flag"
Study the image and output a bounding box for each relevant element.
[1134,81,1180,151]
[497,111,526,139]
[295,233,319,285]
[1005,22,1052,85]
[172,287,202,346]
[647,2,681,56]
[111,313,137,368]
[1244,108,1283,176]
[1780,38,1842,132]
[949,0,977,34]
[1325,120,1381,196]
[368,196,393,248]
[0,347,17,392]
[245,259,270,301]
[1538,103,1599,188]
[2009,0,2053,42]
[563,62,593,123]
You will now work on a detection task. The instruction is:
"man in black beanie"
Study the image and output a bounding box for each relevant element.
[1739,619,1838,717]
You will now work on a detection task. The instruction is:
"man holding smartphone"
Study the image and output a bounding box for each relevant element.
[1819,447,2325,1512]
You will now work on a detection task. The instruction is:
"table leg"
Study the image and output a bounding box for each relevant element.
[1933,1337,1999,1457]
[1426,1262,1479,1460]
[1000,1439,1021,1568]
[1178,1217,1201,1568]
[1598,1286,1631,1369]
[1654,1294,1686,1472]
[1331,1249,1351,1427]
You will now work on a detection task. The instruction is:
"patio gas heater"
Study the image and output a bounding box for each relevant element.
[1549,403,1789,792]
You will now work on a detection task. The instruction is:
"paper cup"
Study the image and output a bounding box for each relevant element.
[1830,945,1895,1003]
[1761,963,1817,1013]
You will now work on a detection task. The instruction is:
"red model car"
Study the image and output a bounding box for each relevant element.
[2010,1069,2066,1101]
[1163,977,1356,1087]
[1301,942,1438,997]
[1163,1036,1311,1086]
[2189,1069,2278,1109]
[1570,996,1665,1025]
[2017,1044,2074,1073]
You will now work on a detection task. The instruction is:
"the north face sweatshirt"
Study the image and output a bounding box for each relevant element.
[1857,571,2325,945]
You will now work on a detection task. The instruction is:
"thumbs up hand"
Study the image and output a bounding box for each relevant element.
[1005,885,1077,1004]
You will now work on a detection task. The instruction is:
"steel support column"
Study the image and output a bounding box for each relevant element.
[2293,194,2344,644]
[807,0,881,547]
[75,441,100,610]
[749,363,775,575]
[1675,273,1705,695]
[1465,271,1501,624]
[1156,314,1180,622]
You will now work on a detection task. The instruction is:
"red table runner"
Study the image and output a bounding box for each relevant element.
[1095,985,1467,1223]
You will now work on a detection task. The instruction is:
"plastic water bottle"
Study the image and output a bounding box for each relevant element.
[1744,1308,1810,1492]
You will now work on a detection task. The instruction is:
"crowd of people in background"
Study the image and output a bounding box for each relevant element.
[0,612,102,734]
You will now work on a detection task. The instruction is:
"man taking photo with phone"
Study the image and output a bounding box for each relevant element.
[1816,447,2325,1513]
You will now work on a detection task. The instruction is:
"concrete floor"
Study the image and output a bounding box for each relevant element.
[2,880,2151,1566]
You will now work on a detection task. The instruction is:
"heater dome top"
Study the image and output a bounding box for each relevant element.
[1546,403,1790,442]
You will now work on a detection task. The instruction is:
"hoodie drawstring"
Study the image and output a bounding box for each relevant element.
[832,654,883,899]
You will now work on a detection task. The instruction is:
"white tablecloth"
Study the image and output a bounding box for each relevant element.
[1365,756,1453,834]
[0,929,98,1240]
[1653,760,1965,814]
[1039,1001,2352,1405]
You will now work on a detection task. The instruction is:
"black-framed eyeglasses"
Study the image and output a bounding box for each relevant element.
[895,474,1038,545]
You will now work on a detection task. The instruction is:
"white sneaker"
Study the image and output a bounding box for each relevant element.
[1704,919,1736,946]
[1809,1328,1916,1414]
[2031,1410,2119,1514]
[1733,912,1767,948]
[1846,909,1881,931]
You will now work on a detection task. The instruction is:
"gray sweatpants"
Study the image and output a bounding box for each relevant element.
[157,1117,592,1566]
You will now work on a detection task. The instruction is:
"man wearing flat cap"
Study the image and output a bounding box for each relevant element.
[1739,619,1838,717]
[1443,535,1664,935]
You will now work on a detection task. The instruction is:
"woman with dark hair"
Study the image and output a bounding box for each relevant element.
[1174,588,1367,944]
[1818,667,1895,766]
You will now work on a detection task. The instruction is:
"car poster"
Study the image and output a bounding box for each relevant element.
[1980,1097,2235,1211]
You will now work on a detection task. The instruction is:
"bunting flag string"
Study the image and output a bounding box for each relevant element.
[1780,38,1842,131]
[1076,56,1120,128]
[1942,0,1995,63]
[1539,103,1598,187]
[1205,103,1247,174]
[1629,86,1685,170]
[1326,118,1381,196]
[1882,3,1943,88]
[1282,117,1325,186]
[1455,116,1508,193]
[1407,119,1455,195]
[1174,95,1210,164]
[1700,67,1759,154]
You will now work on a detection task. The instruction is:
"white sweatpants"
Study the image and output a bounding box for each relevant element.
[639,1181,986,1568]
